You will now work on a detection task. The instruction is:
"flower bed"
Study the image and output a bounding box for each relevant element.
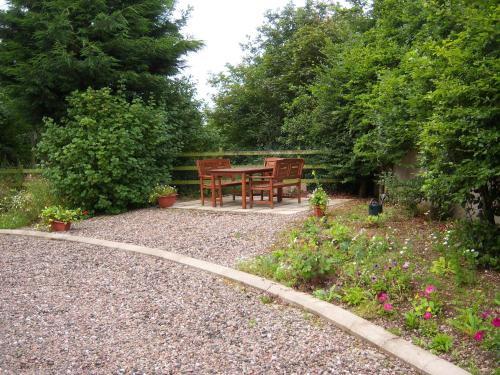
[240,200,499,374]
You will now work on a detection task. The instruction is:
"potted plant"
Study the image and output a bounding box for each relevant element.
[40,206,82,231]
[149,184,177,208]
[309,187,329,217]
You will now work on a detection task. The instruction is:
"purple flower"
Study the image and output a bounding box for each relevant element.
[402,262,410,270]
[492,317,500,328]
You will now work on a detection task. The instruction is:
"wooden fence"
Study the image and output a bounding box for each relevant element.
[0,149,334,185]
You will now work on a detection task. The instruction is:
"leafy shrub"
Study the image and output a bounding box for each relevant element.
[429,333,454,353]
[452,220,500,269]
[37,87,180,213]
[378,172,425,216]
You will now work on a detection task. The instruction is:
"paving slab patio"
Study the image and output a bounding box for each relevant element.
[172,196,352,215]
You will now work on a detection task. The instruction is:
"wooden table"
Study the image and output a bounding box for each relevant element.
[209,167,273,209]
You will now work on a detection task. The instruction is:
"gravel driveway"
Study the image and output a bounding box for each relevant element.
[74,208,305,267]
[1,208,417,374]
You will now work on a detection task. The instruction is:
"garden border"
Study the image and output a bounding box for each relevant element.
[0,229,470,375]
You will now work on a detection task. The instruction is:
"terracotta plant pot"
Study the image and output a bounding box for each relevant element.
[158,194,177,208]
[313,205,325,217]
[51,220,71,232]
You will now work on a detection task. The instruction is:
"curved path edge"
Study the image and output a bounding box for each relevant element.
[0,229,470,375]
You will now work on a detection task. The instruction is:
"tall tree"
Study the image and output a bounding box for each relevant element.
[208,1,340,149]
[0,0,201,162]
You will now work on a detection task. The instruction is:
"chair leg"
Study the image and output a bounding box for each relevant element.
[211,178,216,207]
[249,179,253,208]
[218,178,223,207]
[269,188,274,209]
[200,181,205,206]
[297,182,301,204]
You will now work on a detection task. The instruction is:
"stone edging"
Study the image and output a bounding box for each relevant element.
[0,229,470,375]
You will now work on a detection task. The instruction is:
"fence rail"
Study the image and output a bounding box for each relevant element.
[0,150,332,185]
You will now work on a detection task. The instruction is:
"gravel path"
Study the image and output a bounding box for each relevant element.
[0,235,417,374]
[74,208,305,267]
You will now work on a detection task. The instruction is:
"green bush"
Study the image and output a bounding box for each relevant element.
[378,172,425,216]
[37,88,180,213]
[453,220,500,270]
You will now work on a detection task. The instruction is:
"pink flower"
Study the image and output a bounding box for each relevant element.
[383,303,393,311]
[480,310,492,319]
[473,331,485,341]
[423,312,432,320]
[377,292,387,303]
[492,317,500,328]
[424,285,435,296]
[402,261,410,270]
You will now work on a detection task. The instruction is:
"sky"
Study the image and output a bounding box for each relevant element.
[174,0,307,103]
[0,0,347,103]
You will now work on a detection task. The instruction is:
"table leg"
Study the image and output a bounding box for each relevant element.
[242,172,247,209]
[211,176,216,207]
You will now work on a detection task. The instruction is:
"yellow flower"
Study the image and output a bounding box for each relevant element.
[426,306,432,312]
[415,293,420,299]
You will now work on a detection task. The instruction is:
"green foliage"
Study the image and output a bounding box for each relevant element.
[313,286,341,303]
[418,0,500,226]
[404,311,420,330]
[208,0,499,235]
[309,187,329,210]
[40,206,82,224]
[342,286,368,306]
[37,87,179,213]
[378,172,424,216]
[450,306,500,352]
[0,177,58,229]
[429,333,454,353]
[452,220,500,270]
[0,0,201,141]
[148,185,177,203]
[430,257,454,277]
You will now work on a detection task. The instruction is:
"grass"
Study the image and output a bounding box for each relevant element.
[0,177,59,229]
[240,200,500,374]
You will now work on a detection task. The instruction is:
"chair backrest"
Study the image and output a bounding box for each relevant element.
[264,157,282,168]
[270,158,304,180]
[286,158,304,179]
[196,159,231,177]
[272,159,291,180]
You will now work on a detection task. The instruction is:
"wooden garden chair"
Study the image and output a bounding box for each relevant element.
[249,158,304,208]
[196,159,240,207]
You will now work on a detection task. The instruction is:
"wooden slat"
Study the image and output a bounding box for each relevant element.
[172,164,329,171]
[0,169,43,175]
[172,178,335,185]
[179,149,327,157]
